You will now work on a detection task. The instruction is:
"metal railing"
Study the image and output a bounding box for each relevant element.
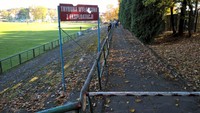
[0,30,91,74]
[38,24,114,113]
[38,24,200,113]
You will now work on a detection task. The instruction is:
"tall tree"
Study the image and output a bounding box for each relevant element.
[104,4,119,22]
[178,0,187,36]
[18,8,29,20]
[103,4,119,22]
[169,0,177,34]
[123,0,133,30]
[130,0,164,43]
[48,9,56,20]
[1,10,10,19]
[188,0,194,37]
[170,6,177,34]
[119,0,126,26]
[194,0,198,32]
[30,6,47,21]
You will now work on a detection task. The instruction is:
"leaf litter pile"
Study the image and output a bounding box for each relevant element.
[149,33,200,90]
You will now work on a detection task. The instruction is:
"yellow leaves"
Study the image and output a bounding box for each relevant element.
[125,80,130,83]
[149,33,200,88]
[135,99,142,103]
[12,83,22,89]
[175,98,179,107]
[175,103,179,107]
[104,98,111,108]
[0,88,9,95]
[103,5,119,22]
[130,108,136,113]
[29,77,38,83]
[106,98,111,104]
[92,103,96,107]
[104,104,110,108]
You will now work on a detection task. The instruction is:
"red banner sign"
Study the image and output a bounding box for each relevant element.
[59,4,99,21]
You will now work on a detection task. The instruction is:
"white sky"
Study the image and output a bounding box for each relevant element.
[0,0,118,12]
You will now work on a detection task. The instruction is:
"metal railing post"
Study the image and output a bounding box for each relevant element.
[0,61,2,74]
[57,40,59,46]
[87,95,93,113]
[10,58,12,68]
[103,46,107,65]
[106,41,110,58]
[48,43,50,50]
[39,46,41,55]
[96,59,102,90]
[19,54,22,64]
[26,51,28,60]
[43,45,45,52]
[51,42,53,49]
[33,49,35,58]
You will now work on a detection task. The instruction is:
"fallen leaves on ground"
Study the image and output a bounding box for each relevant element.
[135,99,142,103]
[130,108,136,112]
[149,33,200,89]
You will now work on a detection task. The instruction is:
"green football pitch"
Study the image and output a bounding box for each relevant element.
[0,22,96,59]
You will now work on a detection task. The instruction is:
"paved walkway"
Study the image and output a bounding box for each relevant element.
[94,27,200,113]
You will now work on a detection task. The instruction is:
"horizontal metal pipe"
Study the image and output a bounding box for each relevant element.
[88,91,200,97]
[37,102,81,113]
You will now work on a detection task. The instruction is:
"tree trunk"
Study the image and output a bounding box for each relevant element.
[178,0,187,36]
[194,0,198,32]
[170,7,176,34]
[188,4,193,37]
[195,11,199,31]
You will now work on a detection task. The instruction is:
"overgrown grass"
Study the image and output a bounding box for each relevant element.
[0,22,96,59]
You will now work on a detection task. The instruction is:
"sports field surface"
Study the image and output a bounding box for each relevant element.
[0,22,96,59]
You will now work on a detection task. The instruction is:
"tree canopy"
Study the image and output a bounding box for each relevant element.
[119,0,165,43]
[0,6,56,22]
[103,4,119,22]
[119,0,200,43]
[30,6,47,21]
[18,8,29,20]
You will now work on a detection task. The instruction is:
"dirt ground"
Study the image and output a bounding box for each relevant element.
[149,32,200,90]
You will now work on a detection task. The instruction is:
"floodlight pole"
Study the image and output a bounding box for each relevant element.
[57,6,66,91]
